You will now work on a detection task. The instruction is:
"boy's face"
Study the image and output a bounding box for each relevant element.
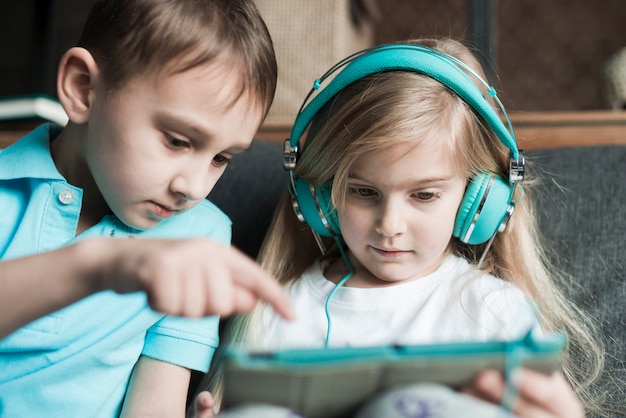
[84,59,262,230]
[337,140,466,287]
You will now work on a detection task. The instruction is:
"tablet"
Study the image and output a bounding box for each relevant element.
[222,331,566,418]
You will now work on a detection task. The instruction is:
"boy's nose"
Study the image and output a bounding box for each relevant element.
[171,165,217,202]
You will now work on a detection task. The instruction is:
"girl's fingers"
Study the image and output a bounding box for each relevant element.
[514,369,585,418]
[192,391,216,418]
[462,369,585,418]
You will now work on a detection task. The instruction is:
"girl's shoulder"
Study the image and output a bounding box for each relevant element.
[447,254,520,292]
[447,254,534,312]
[285,259,337,299]
[445,255,540,339]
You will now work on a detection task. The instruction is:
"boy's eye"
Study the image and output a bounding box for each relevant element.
[212,154,231,167]
[165,133,189,149]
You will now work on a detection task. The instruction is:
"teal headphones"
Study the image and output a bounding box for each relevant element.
[283,44,525,246]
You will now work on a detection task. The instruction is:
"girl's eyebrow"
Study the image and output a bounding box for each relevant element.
[347,174,458,187]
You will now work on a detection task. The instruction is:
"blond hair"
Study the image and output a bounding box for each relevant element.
[214,38,605,414]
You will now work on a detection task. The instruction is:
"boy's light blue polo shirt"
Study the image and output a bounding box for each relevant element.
[0,125,230,417]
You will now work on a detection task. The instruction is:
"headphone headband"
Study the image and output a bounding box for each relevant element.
[285,43,525,247]
[288,44,519,161]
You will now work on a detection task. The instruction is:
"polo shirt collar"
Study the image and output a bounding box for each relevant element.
[0,124,66,181]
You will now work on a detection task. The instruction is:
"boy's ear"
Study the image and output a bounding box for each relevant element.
[57,47,100,124]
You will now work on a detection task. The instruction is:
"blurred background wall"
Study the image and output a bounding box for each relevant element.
[1,0,625,121]
[374,0,626,111]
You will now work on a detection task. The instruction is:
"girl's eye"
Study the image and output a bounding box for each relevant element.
[415,192,440,201]
[212,154,231,167]
[348,186,377,198]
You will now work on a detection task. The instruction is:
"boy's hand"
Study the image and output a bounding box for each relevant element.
[0,237,292,339]
[89,237,294,320]
[460,368,585,418]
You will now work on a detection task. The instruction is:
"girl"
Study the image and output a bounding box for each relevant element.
[198,37,604,418]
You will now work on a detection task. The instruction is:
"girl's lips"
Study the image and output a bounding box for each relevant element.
[370,246,410,258]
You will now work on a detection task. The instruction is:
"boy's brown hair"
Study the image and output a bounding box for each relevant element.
[77,0,277,116]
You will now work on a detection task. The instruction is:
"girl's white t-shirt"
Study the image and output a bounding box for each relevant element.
[251,254,540,350]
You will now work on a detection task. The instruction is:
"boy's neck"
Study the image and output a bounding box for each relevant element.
[50,123,111,234]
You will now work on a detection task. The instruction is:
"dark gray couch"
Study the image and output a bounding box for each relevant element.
[208,141,626,417]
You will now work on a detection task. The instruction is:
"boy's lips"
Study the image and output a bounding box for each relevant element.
[148,201,181,219]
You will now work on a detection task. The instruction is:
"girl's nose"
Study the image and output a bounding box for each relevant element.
[375,198,407,237]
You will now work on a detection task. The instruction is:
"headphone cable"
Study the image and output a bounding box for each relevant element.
[324,238,354,348]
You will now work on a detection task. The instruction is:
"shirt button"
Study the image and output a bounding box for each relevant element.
[58,189,75,204]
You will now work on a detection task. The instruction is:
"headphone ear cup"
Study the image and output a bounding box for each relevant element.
[293,178,340,237]
[454,173,514,245]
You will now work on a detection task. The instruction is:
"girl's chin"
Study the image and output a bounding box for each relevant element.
[349,267,416,287]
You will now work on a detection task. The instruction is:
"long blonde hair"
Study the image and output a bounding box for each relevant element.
[213,37,605,414]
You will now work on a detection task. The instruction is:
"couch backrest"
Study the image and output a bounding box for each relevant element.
[209,140,287,258]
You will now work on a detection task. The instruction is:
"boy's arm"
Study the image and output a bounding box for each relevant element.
[0,241,101,338]
[120,356,191,418]
[0,237,293,339]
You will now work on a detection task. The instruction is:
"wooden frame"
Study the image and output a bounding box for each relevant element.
[255,111,626,150]
[2,111,626,150]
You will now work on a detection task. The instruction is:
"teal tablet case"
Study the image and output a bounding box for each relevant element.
[222,331,566,418]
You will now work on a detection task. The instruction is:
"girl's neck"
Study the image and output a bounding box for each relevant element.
[323,250,451,289]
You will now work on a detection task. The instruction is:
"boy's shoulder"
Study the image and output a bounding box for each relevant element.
[187,198,232,226]
[140,199,232,244]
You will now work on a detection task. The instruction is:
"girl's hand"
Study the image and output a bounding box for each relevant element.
[188,391,217,418]
[461,368,585,418]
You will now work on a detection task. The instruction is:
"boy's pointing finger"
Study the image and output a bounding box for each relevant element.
[228,249,294,321]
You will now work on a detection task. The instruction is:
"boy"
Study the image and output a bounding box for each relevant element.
[0,0,292,416]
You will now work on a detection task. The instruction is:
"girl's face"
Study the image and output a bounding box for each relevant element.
[81,57,261,230]
[336,140,466,287]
